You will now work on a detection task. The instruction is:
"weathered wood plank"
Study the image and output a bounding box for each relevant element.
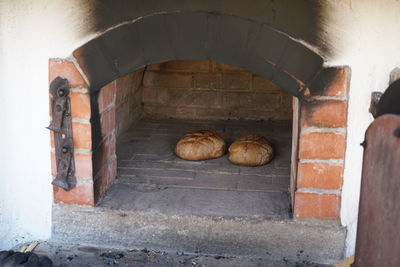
[355,114,400,266]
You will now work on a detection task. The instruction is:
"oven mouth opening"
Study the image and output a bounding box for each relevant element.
[94,60,294,220]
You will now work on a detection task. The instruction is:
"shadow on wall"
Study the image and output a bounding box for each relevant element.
[90,0,331,57]
[376,79,400,118]
[73,0,331,93]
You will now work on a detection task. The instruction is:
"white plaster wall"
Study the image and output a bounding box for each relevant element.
[0,0,97,249]
[319,0,400,256]
[0,0,399,257]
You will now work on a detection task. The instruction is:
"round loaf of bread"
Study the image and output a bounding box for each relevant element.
[175,130,226,161]
[228,135,273,166]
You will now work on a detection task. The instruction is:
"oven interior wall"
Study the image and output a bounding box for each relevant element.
[114,60,294,144]
[141,60,293,121]
[115,68,145,138]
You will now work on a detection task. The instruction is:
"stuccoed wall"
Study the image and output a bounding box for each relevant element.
[1,0,400,257]
[319,1,400,255]
[0,0,98,250]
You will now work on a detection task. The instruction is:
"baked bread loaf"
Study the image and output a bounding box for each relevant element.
[228,135,273,166]
[175,130,226,161]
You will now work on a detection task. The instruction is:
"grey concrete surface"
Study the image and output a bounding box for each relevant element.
[99,184,290,219]
[26,242,331,267]
[52,204,345,265]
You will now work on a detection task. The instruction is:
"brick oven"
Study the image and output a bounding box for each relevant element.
[49,59,349,220]
[47,8,351,264]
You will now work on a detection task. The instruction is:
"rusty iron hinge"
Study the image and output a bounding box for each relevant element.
[47,77,76,191]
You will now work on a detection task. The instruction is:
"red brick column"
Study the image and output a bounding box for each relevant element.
[91,82,117,203]
[294,67,350,219]
[49,59,118,206]
[49,59,94,205]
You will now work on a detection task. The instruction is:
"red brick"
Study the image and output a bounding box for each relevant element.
[169,89,222,108]
[252,75,282,91]
[115,70,143,105]
[281,94,294,110]
[49,91,90,119]
[49,59,88,88]
[141,86,169,104]
[299,132,346,159]
[143,72,193,88]
[49,95,53,116]
[220,73,251,90]
[93,134,116,175]
[193,73,220,89]
[50,131,55,148]
[70,92,91,119]
[98,81,116,113]
[297,162,343,190]
[94,157,117,203]
[159,60,211,72]
[51,152,93,179]
[215,62,245,72]
[301,100,347,128]
[143,105,197,119]
[53,183,94,206]
[141,86,158,103]
[294,192,340,219]
[50,152,56,176]
[72,122,92,149]
[74,153,93,178]
[146,64,161,71]
[109,134,116,160]
[100,107,116,138]
[320,67,350,97]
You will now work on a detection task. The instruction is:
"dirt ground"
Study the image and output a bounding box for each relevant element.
[11,242,331,267]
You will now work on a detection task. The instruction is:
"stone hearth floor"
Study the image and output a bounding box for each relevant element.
[105,118,292,219]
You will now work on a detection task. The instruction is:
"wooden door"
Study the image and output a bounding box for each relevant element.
[354,114,400,266]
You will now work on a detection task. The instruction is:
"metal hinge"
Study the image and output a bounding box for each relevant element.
[47,77,76,191]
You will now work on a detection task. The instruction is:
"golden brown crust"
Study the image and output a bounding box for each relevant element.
[175,130,226,161]
[228,135,273,166]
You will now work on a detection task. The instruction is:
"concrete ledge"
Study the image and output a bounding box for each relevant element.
[52,204,346,265]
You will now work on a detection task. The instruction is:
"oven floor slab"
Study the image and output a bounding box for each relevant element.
[99,184,290,219]
[114,118,292,219]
